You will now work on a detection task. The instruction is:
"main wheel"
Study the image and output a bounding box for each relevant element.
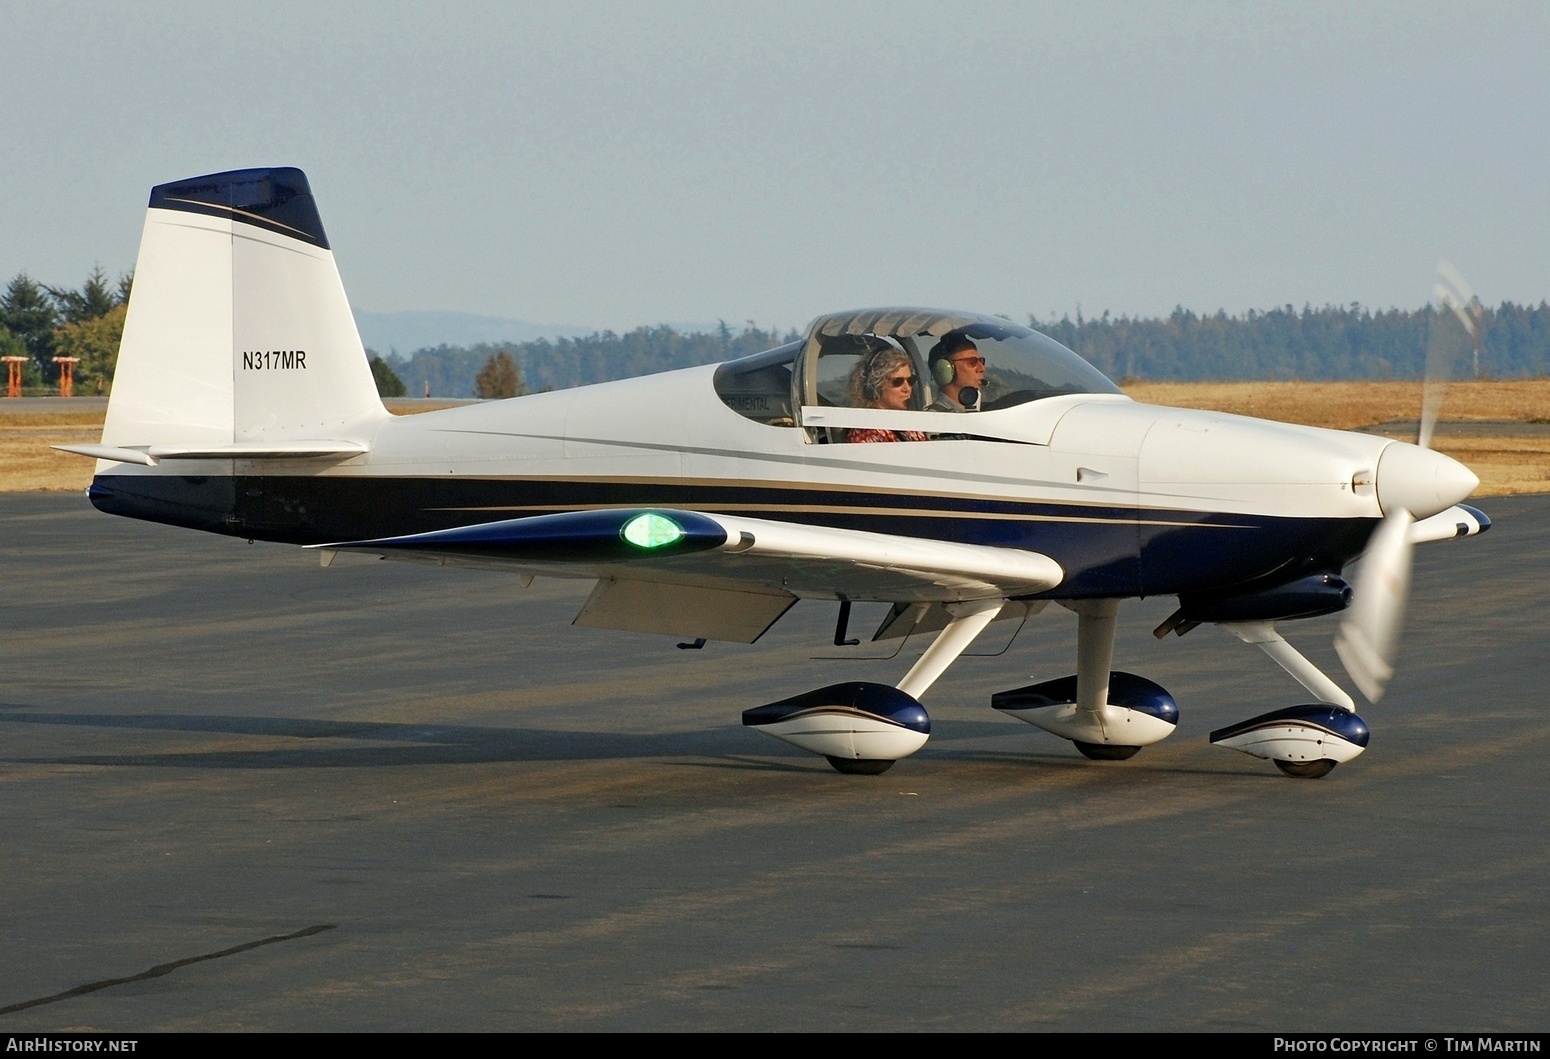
[826,756,895,775]
[1275,758,1337,779]
[1074,741,1142,761]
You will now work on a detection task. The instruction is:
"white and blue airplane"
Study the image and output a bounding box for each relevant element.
[60,167,1489,777]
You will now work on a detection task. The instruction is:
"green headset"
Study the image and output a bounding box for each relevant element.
[930,335,975,387]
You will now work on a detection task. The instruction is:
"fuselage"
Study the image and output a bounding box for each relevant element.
[88,362,1419,600]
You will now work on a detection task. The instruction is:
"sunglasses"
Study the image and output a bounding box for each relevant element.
[951,355,987,368]
[886,374,917,388]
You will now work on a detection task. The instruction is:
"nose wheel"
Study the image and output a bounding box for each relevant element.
[1274,758,1338,779]
[826,756,896,775]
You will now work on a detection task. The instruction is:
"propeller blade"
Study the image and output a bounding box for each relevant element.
[1334,509,1416,703]
[1420,259,1480,450]
[1336,262,1480,703]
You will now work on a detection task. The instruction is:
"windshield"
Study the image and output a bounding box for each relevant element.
[800,308,1118,413]
[713,309,1120,427]
[968,326,1122,409]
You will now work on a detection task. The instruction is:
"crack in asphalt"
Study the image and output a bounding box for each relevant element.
[0,924,337,1016]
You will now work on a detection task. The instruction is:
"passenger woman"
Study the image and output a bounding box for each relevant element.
[845,345,929,443]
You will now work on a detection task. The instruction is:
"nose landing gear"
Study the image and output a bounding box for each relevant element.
[1208,623,1370,778]
[1209,703,1370,778]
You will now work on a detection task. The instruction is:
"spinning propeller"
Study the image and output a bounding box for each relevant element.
[1334,261,1483,702]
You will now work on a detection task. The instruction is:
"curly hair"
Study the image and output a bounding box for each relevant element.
[846,345,915,408]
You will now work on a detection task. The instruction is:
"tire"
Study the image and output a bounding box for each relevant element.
[826,756,895,775]
[1275,758,1337,778]
[1074,741,1142,761]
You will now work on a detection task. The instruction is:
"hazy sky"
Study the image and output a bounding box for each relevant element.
[2,1,1546,332]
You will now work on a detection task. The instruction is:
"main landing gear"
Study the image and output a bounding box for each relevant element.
[744,598,1186,774]
[992,601,1180,758]
[742,598,1005,774]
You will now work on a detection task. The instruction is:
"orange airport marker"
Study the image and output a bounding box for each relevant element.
[2,356,28,398]
[52,356,80,398]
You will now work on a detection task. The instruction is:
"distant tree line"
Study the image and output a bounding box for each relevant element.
[380,304,1550,398]
[379,321,802,398]
[0,269,131,393]
[10,269,1550,400]
[1031,302,1550,382]
[368,355,406,398]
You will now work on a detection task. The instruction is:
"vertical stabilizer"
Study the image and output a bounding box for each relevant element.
[103,168,387,449]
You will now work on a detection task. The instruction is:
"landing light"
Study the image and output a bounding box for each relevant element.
[622,512,684,549]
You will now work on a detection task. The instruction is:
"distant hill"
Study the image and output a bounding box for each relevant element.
[353,310,594,354]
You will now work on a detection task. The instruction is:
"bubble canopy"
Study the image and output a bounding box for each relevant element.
[713,307,1120,427]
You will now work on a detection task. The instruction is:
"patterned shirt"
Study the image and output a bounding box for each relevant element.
[845,428,930,444]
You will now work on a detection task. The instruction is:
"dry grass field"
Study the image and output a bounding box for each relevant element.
[1121,379,1550,430]
[0,409,109,493]
[2,381,1546,495]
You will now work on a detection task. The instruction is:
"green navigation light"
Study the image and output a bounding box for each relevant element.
[622,512,685,549]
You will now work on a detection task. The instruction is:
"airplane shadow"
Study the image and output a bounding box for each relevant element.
[0,704,760,770]
[0,704,1272,779]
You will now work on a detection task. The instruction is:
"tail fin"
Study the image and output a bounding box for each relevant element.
[103,167,388,451]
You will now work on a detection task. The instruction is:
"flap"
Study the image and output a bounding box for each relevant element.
[573,578,796,643]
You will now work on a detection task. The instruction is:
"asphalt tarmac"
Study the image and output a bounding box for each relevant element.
[0,491,1545,1031]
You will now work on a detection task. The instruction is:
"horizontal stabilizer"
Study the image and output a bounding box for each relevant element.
[56,441,369,465]
[52,444,157,466]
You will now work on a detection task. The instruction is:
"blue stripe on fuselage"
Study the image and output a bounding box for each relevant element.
[88,473,1377,598]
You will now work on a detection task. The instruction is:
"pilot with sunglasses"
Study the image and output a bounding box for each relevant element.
[928,334,987,412]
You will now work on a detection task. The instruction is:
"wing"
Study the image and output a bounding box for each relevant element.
[315,508,1064,644]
